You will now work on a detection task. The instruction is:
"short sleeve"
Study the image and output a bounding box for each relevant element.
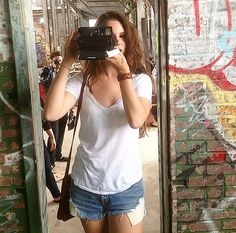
[133,73,153,103]
[65,74,83,99]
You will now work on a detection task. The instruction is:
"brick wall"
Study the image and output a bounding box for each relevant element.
[0,2,29,232]
[0,1,46,233]
[168,0,236,232]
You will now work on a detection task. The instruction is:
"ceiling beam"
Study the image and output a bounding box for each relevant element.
[63,0,82,15]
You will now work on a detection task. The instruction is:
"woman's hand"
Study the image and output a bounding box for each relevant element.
[106,53,130,75]
[63,31,80,65]
[48,136,56,152]
[45,129,57,151]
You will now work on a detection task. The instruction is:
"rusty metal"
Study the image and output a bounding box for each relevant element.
[157,0,171,232]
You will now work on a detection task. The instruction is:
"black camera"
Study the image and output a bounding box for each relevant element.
[78,27,117,60]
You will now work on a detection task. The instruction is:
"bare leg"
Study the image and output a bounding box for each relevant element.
[108,214,143,233]
[80,216,109,233]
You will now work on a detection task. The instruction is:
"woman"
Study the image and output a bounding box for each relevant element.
[44,11,152,233]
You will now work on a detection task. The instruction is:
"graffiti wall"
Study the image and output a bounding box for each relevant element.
[0,1,47,233]
[33,14,50,67]
[0,1,29,232]
[169,0,236,232]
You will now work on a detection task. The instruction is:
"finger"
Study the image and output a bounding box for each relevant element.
[66,33,73,42]
[72,31,79,40]
[65,31,75,44]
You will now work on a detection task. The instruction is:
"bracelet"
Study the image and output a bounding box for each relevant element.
[117,73,132,81]
[61,63,71,71]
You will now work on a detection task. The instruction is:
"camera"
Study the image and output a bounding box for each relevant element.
[77,27,119,60]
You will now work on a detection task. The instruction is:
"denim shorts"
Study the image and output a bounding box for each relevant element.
[69,179,145,225]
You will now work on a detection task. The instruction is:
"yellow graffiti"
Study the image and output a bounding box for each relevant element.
[170,72,236,141]
[170,72,236,102]
[35,35,42,44]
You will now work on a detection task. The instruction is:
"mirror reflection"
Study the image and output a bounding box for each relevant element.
[33,0,159,233]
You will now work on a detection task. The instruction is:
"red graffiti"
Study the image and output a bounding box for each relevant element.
[170,50,236,91]
[225,0,232,31]
[193,0,232,35]
[170,0,236,91]
[207,152,226,163]
[194,0,200,36]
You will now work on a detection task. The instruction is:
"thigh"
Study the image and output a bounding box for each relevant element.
[106,179,145,233]
[108,214,143,233]
[81,217,108,233]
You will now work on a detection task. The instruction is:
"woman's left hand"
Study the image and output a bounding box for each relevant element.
[106,53,130,75]
[49,136,56,151]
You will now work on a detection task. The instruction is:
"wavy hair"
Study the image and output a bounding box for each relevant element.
[83,11,147,85]
[83,11,151,134]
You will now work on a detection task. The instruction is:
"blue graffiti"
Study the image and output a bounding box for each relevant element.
[218,30,236,57]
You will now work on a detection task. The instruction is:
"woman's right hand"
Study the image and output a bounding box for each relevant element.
[63,31,80,65]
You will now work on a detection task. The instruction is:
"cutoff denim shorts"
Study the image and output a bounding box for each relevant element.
[69,179,146,225]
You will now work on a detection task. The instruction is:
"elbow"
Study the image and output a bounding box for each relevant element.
[43,112,51,121]
[127,110,151,129]
[43,111,57,122]
[43,102,62,121]
[128,118,145,129]
[126,105,152,129]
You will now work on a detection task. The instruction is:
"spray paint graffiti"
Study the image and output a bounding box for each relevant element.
[169,0,236,232]
[169,1,236,90]
[169,1,236,160]
[0,89,34,231]
[35,34,49,67]
[0,201,22,233]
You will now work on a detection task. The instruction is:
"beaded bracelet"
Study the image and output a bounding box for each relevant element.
[117,73,132,81]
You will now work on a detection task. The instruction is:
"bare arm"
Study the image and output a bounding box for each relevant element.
[107,53,152,128]
[119,79,152,129]
[44,32,79,121]
[43,64,77,121]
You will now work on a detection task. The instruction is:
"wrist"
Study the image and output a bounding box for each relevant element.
[61,59,74,70]
[117,73,132,82]
[60,63,71,71]
[49,137,55,141]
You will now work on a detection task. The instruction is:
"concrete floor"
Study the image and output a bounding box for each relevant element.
[46,127,160,233]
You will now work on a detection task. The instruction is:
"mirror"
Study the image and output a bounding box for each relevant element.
[32,0,160,232]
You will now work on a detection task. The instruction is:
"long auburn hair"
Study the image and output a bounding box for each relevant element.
[83,11,147,86]
[83,11,150,134]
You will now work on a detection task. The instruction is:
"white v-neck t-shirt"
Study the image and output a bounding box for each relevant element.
[65,73,152,194]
